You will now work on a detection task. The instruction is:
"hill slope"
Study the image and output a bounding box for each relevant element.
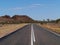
[0,15,34,24]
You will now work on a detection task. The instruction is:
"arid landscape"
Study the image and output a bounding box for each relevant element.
[0,15,60,38]
[39,23,60,34]
[0,0,60,45]
[0,23,27,38]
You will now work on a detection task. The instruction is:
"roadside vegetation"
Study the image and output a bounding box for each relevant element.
[0,23,27,38]
[39,19,60,34]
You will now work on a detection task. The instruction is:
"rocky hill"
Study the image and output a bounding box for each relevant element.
[0,15,34,24]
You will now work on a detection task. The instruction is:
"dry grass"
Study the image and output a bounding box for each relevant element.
[0,23,27,38]
[39,23,60,34]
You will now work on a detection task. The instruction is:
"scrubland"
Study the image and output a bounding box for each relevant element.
[0,23,27,38]
[39,23,60,34]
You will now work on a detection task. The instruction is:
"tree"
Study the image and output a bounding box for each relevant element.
[47,19,50,22]
[56,19,60,23]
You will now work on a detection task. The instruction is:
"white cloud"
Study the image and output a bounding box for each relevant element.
[8,4,45,10]
[7,7,23,11]
[29,4,42,8]
[32,4,41,6]
[25,4,41,9]
[0,7,23,12]
[0,4,41,11]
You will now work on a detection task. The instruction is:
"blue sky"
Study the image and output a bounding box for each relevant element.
[0,0,60,20]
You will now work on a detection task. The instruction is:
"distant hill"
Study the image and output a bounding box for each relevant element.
[0,15,60,24]
[0,15,35,24]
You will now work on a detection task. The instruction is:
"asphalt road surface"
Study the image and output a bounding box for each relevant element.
[0,24,60,45]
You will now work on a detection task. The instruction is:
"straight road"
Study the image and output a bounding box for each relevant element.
[33,24,60,45]
[0,25,31,45]
[0,24,60,45]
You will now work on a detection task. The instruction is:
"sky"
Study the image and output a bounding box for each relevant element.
[0,0,60,20]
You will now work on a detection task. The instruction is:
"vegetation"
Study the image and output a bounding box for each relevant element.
[39,18,60,34]
[0,24,27,38]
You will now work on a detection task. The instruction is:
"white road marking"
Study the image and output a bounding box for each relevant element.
[44,28,60,36]
[31,24,36,45]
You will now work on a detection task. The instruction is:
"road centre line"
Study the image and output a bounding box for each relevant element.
[31,24,36,45]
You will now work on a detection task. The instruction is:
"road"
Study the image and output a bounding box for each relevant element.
[0,24,60,45]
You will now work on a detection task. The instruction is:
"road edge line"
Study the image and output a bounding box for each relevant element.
[39,25,60,37]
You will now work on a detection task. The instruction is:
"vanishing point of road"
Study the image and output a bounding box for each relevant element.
[0,24,60,45]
